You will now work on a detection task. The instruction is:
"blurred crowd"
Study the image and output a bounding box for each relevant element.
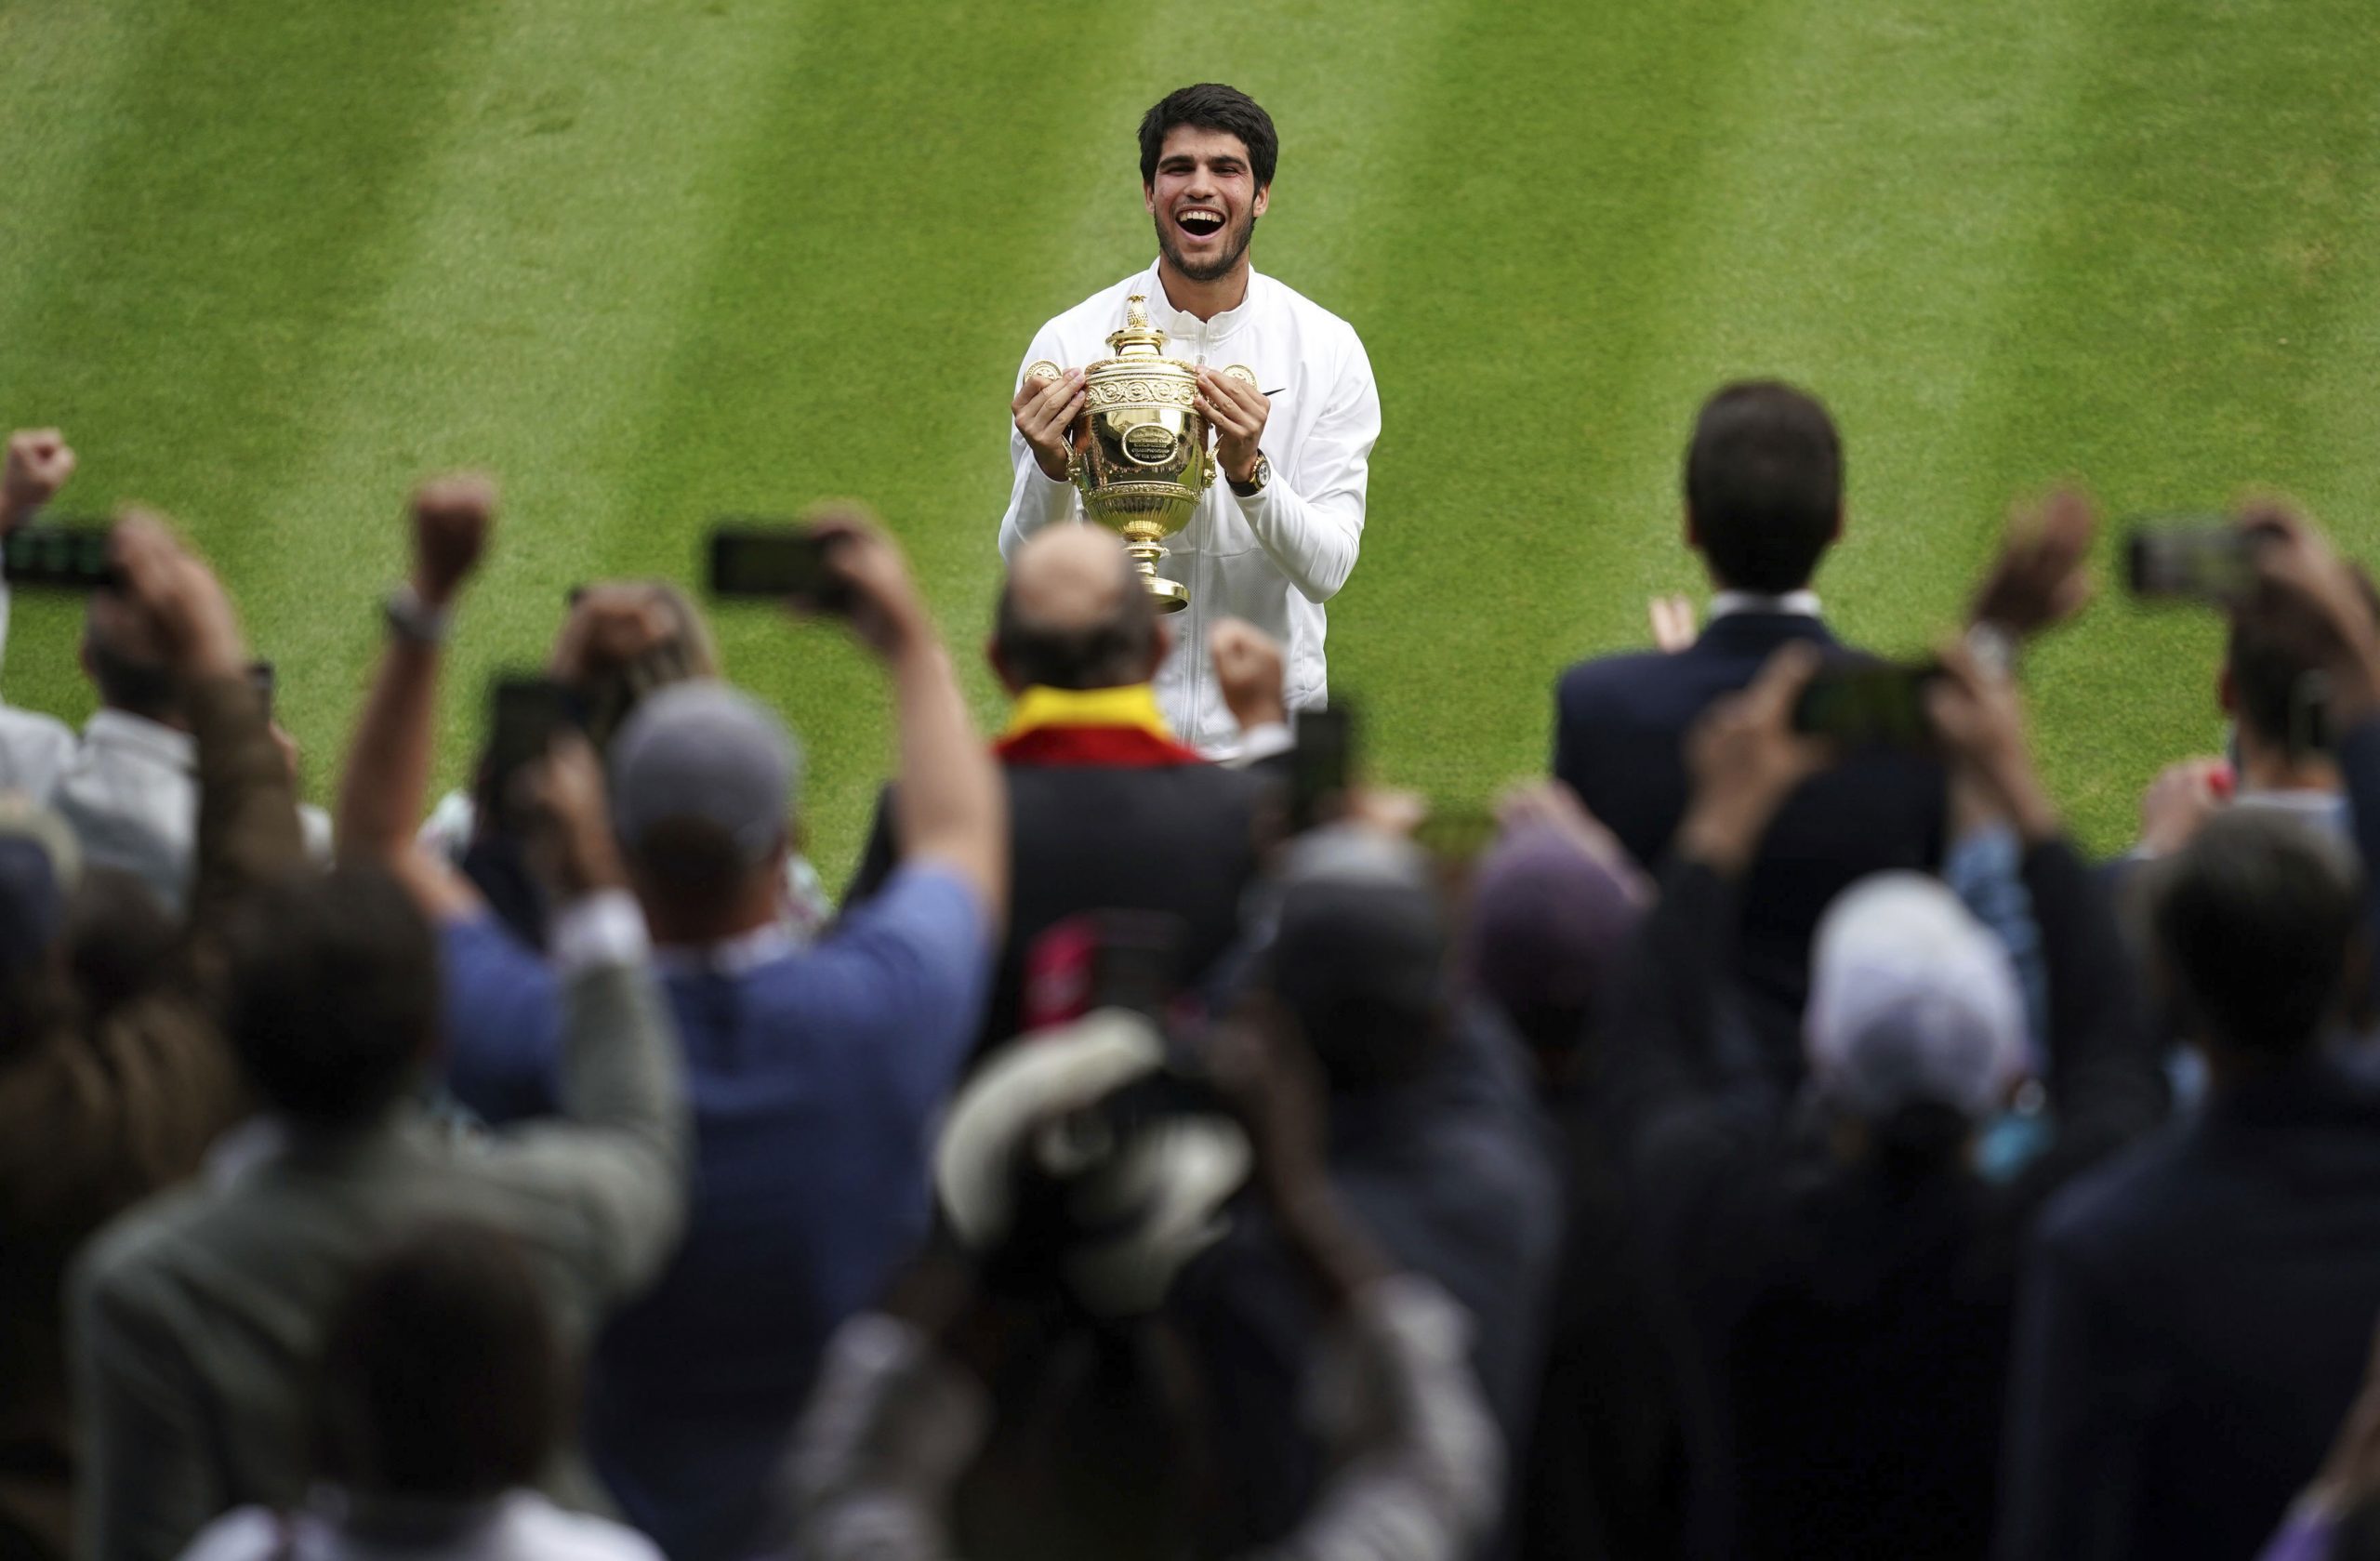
[6,381,2380,1561]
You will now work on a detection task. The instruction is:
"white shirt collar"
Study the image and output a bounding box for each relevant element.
[83,708,195,770]
[1141,258,1263,345]
[1709,589,1822,621]
[654,919,799,978]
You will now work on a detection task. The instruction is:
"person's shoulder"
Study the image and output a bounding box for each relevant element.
[72,1172,224,1313]
[1258,269,1363,341]
[1556,647,1687,712]
[0,701,73,750]
[496,1491,666,1561]
[2036,1124,2194,1273]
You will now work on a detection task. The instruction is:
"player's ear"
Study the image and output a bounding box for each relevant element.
[1252,184,1270,219]
[1144,181,1158,216]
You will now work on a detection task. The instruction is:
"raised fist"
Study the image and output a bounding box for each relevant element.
[409,472,496,606]
[3,429,77,528]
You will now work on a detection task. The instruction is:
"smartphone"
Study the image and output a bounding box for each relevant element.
[1792,661,1941,750]
[1289,704,1354,833]
[2127,518,2254,603]
[706,523,849,609]
[247,660,276,720]
[484,677,582,827]
[3,522,119,591]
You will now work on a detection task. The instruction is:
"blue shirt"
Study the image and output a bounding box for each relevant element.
[437,865,991,1561]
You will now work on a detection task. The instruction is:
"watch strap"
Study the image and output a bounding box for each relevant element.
[384,583,453,645]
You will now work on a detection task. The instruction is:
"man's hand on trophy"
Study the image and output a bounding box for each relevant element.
[1195,368,1270,488]
[1012,367,1085,484]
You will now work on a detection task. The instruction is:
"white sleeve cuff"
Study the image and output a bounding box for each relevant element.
[549,889,650,977]
[1224,721,1296,767]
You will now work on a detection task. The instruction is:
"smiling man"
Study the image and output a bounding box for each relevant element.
[998,84,1381,754]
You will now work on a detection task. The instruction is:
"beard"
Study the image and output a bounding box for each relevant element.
[1156,207,1258,284]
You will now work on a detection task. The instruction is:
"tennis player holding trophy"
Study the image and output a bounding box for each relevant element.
[997,84,1382,756]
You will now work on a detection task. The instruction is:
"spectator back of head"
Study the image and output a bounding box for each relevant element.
[311,1220,562,1501]
[1264,828,1449,1091]
[993,527,1162,693]
[608,681,797,925]
[2226,567,2380,759]
[1684,380,1843,594]
[1805,872,2028,1128]
[2151,808,2364,1064]
[1463,824,1643,1059]
[223,866,438,1124]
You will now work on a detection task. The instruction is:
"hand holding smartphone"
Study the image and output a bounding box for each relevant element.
[484,677,584,831]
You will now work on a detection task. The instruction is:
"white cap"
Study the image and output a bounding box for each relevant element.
[1805,872,2028,1120]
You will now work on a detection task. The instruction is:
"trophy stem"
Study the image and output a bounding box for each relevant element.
[1124,538,1191,614]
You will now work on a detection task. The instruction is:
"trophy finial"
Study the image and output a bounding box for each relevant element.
[1106,293,1169,357]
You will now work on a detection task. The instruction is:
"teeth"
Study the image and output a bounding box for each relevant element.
[1180,208,1223,229]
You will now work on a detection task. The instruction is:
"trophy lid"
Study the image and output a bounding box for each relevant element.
[1104,294,1170,360]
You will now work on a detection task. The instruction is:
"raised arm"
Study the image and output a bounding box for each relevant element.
[0,428,78,688]
[336,474,493,920]
[1924,642,2165,1184]
[485,736,690,1297]
[2239,504,2380,939]
[99,516,310,973]
[804,509,1007,928]
[1194,333,1379,603]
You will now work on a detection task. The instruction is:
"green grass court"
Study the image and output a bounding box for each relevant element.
[4,0,2376,875]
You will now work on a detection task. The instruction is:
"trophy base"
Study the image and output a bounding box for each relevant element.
[1123,540,1190,614]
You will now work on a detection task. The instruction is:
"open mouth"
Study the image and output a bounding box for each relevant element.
[1176,206,1226,240]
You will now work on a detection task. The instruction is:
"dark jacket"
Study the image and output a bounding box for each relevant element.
[1602,837,2163,1561]
[1997,1050,2380,1561]
[1176,1004,1563,1554]
[1552,613,1946,1066]
[850,739,1268,1053]
[0,679,301,1561]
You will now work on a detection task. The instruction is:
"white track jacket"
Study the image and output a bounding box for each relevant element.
[998,261,1381,754]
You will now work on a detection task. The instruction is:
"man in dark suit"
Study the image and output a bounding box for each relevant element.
[1552,380,2087,1062]
[852,525,1270,1050]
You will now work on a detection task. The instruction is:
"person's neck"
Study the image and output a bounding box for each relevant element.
[2235,736,2340,796]
[1156,256,1252,322]
[638,885,778,948]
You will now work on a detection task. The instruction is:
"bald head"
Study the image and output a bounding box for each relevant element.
[992,527,1166,693]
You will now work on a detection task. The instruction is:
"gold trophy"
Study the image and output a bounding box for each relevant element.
[1024,295,1252,613]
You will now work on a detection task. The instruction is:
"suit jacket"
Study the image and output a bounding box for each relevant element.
[1552,613,1946,1064]
[0,678,298,1561]
[850,753,1269,1053]
[69,949,690,1561]
[1999,1053,2380,1561]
